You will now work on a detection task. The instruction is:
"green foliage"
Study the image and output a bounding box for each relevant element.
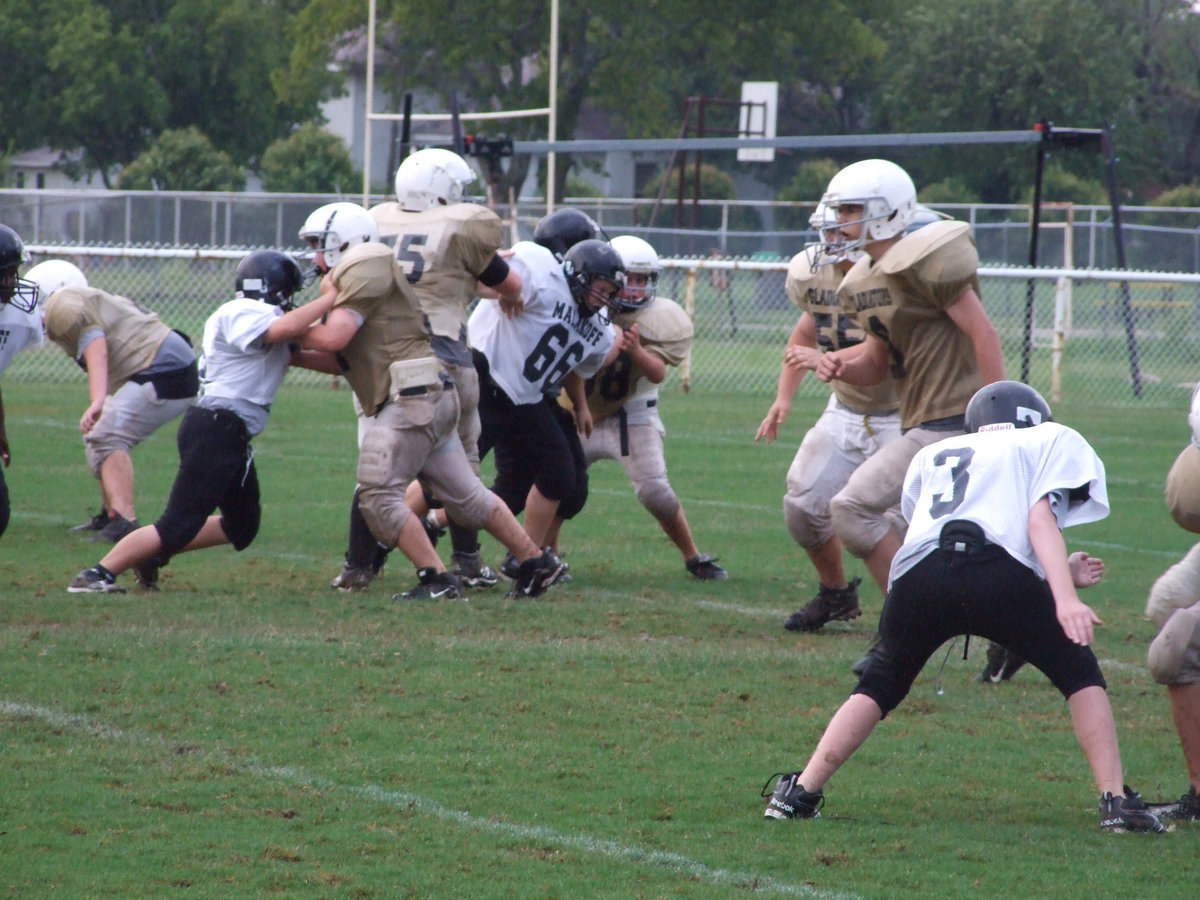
[0,380,1195,898]
[45,0,169,185]
[117,127,246,192]
[1149,182,1200,208]
[920,175,981,205]
[639,163,761,232]
[258,123,357,194]
[1026,164,1109,206]
[873,0,1142,202]
[775,158,841,230]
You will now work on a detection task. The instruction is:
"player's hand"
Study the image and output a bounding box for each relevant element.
[784,345,821,372]
[1068,551,1104,589]
[498,293,525,319]
[0,436,10,468]
[815,350,845,383]
[80,402,103,435]
[1055,595,1103,646]
[619,323,642,354]
[755,402,789,443]
[575,406,594,438]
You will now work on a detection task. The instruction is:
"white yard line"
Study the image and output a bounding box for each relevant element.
[1,699,860,900]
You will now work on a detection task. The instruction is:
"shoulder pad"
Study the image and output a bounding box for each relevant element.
[879,220,973,275]
[620,296,693,345]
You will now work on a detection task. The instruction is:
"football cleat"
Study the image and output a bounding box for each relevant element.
[977,641,1027,683]
[132,554,164,591]
[762,772,824,820]
[394,568,463,601]
[1147,786,1200,822]
[1099,787,1167,833]
[498,552,520,581]
[330,565,375,593]
[68,566,126,594]
[509,548,566,598]
[71,507,109,532]
[97,513,139,543]
[450,550,499,588]
[685,553,728,580]
[784,577,861,632]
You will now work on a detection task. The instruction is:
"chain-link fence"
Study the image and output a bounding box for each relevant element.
[9,245,1200,411]
[4,189,1200,271]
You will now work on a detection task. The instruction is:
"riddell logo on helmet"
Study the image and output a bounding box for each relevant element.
[978,422,1016,432]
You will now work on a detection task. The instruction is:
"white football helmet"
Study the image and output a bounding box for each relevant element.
[807,201,864,268]
[25,259,88,308]
[298,202,378,271]
[394,148,477,212]
[819,159,917,253]
[609,234,660,310]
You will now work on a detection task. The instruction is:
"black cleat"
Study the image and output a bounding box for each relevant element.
[784,577,861,632]
[762,772,824,820]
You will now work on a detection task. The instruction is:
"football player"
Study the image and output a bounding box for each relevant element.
[326,148,523,593]
[67,250,341,592]
[1142,382,1200,823]
[31,251,201,542]
[469,223,622,563]
[0,224,46,538]
[814,160,1005,669]
[762,381,1165,834]
[551,234,727,580]
[295,202,563,600]
[756,205,902,629]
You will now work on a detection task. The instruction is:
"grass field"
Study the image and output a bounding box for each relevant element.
[1,378,1196,898]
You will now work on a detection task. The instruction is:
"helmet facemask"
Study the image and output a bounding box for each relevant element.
[0,265,39,313]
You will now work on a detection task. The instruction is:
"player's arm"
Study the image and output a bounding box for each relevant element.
[619,324,666,384]
[1029,495,1103,645]
[946,287,1005,385]
[815,334,888,386]
[563,372,593,438]
[263,290,338,345]
[756,313,816,443]
[477,253,524,318]
[79,336,110,435]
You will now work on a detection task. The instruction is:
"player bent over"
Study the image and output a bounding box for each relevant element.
[67,250,338,593]
[295,203,562,600]
[554,234,726,580]
[761,382,1165,833]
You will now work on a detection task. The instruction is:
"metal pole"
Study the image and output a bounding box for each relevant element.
[546,0,558,213]
[362,0,377,207]
[1103,122,1142,397]
[1022,120,1048,383]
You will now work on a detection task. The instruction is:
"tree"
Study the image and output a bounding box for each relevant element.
[46,0,169,186]
[870,0,1143,202]
[118,127,245,191]
[259,124,357,193]
[152,0,319,168]
[280,0,902,202]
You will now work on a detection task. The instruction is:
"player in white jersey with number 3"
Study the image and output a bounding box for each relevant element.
[762,381,1165,833]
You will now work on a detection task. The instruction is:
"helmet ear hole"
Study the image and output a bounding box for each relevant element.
[965,381,1053,433]
[236,250,305,310]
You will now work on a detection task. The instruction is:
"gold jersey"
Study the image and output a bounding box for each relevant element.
[44,286,172,391]
[837,220,982,429]
[580,296,693,422]
[787,247,898,416]
[368,201,504,346]
[330,243,437,414]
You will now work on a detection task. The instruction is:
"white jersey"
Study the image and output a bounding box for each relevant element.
[468,241,616,405]
[0,303,44,376]
[890,422,1109,585]
[196,298,292,436]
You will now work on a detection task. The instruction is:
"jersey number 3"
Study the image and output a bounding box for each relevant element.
[929,446,974,517]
